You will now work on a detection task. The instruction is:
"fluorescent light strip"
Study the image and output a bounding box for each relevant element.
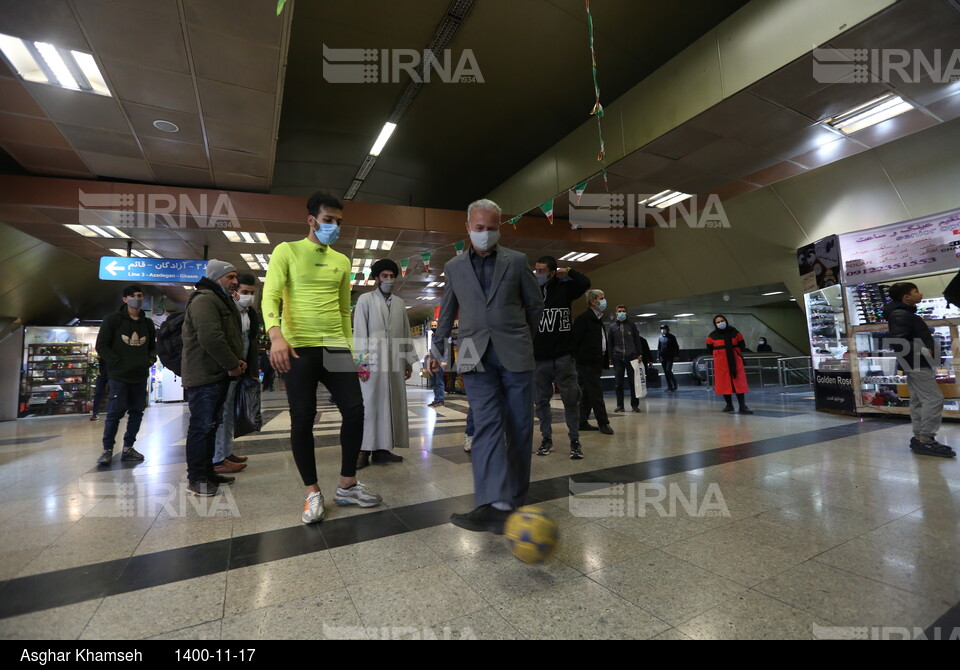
[143,250,162,259]
[240,231,255,244]
[370,240,379,250]
[674,313,694,317]
[762,291,784,296]
[382,240,394,251]
[71,51,108,95]
[637,313,657,317]
[34,42,79,89]
[223,231,241,242]
[248,261,261,271]
[356,239,367,249]
[638,190,672,206]
[559,252,580,261]
[827,93,915,135]
[369,122,397,157]
[255,233,269,244]
[86,225,111,238]
[103,226,130,239]
[64,224,97,237]
[652,192,693,209]
[241,253,256,263]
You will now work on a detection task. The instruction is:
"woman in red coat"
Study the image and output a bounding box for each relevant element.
[706,315,753,414]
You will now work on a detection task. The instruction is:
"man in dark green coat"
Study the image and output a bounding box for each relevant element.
[181,260,246,496]
[95,284,156,467]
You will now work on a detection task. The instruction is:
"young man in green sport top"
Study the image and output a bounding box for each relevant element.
[262,192,383,523]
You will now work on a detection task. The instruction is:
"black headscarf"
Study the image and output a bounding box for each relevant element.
[709,314,742,379]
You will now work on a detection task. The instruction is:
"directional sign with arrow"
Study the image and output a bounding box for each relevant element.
[98,257,209,283]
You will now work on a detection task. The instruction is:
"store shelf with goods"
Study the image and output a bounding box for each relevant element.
[19,343,94,417]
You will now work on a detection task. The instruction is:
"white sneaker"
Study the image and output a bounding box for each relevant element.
[464,434,473,452]
[301,491,325,524]
[334,481,383,508]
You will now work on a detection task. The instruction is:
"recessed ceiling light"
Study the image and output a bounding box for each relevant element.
[674,313,694,317]
[0,33,111,96]
[637,313,657,317]
[762,291,784,296]
[824,93,914,135]
[153,119,180,133]
[639,190,693,209]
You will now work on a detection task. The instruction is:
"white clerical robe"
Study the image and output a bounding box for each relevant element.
[353,289,411,452]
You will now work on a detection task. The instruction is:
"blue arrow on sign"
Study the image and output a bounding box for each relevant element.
[99,257,209,283]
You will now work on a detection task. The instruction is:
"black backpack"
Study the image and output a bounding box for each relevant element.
[156,293,199,377]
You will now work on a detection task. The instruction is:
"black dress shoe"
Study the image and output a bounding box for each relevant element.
[372,449,403,464]
[357,451,370,469]
[208,473,235,485]
[599,424,614,435]
[579,422,599,431]
[450,504,510,534]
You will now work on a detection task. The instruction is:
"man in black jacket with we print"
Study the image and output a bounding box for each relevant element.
[532,256,590,460]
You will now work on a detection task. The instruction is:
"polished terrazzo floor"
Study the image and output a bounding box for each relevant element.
[1,384,959,640]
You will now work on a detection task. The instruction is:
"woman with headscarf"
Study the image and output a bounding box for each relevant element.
[706,315,752,414]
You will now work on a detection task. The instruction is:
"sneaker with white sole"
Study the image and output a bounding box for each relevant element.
[302,491,325,524]
[464,434,473,452]
[334,481,383,508]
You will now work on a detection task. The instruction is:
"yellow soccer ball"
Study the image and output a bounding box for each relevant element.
[504,506,559,563]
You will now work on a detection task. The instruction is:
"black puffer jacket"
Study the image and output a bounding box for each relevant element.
[882,301,936,370]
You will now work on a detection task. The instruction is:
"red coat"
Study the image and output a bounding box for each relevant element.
[707,331,749,394]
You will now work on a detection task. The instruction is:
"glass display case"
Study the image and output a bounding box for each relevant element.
[850,321,960,416]
[805,286,854,412]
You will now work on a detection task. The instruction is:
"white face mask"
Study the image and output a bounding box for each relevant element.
[469,229,500,251]
[380,280,395,294]
[716,321,727,330]
[236,294,254,309]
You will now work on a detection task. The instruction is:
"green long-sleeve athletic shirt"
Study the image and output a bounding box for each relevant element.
[261,239,353,349]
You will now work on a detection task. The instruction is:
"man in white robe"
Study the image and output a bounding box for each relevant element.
[354,258,412,468]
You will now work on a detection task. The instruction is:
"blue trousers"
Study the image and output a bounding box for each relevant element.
[101,379,147,451]
[461,345,533,508]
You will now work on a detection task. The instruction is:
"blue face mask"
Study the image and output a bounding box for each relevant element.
[314,221,340,246]
[616,312,626,322]
[597,299,607,311]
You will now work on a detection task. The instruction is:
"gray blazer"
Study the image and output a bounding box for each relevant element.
[435,245,543,373]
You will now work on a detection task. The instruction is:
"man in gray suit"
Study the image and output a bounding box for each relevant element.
[430,198,544,534]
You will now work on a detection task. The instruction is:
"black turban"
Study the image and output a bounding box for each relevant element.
[370,258,399,279]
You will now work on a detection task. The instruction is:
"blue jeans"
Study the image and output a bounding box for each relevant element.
[214,379,238,463]
[101,379,147,451]
[465,406,475,437]
[461,345,533,508]
[432,369,445,403]
[185,379,230,483]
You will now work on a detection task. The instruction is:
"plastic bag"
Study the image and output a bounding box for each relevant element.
[630,360,647,399]
[234,375,262,438]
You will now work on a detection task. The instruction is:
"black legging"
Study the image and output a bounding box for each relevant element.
[284,347,364,486]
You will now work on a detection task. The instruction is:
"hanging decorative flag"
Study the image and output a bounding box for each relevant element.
[400,258,409,277]
[421,252,431,274]
[539,200,555,225]
[276,0,287,16]
[572,179,589,204]
[585,0,609,189]
[507,215,521,227]
[454,240,465,255]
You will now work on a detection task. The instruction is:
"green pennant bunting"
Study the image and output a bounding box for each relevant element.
[421,252,431,274]
[572,179,589,205]
[539,200,554,225]
[400,258,409,277]
[276,0,287,16]
[507,215,521,227]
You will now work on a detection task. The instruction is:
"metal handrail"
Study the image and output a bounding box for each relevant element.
[778,356,814,393]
